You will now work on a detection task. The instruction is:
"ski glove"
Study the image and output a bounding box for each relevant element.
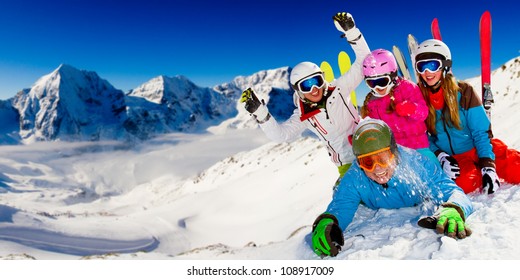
[312,213,344,257]
[395,100,417,117]
[437,152,460,180]
[240,88,270,123]
[332,12,362,43]
[436,206,472,239]
[482,167,500,194]
[418,204,472,239]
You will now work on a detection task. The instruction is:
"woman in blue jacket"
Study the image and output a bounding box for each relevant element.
[413,39,520,194]
[311,118,473,257]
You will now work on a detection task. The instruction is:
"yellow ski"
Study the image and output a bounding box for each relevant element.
[320,61,335,83]
[338,51,357,107]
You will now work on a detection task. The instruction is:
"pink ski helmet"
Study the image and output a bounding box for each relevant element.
[362,49,398,77]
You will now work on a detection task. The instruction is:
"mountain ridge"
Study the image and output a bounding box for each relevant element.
[1,56,519,144]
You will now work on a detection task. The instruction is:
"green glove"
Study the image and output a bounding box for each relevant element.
[436,207,472,239]
[312,214,344,257]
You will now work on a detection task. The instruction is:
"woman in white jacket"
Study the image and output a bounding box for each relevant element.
[240,12,370,178]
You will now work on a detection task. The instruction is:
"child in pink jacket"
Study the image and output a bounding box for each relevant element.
[360,49,437,164]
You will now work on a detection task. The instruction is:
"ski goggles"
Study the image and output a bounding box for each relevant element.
[365,75,392,90]
[295,73,325,94]
[415,59,443,74]
[357,147,395,172]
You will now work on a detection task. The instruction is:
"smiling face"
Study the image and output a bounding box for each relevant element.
[420,70,443,87]
[372,86,388,97]
[363,157,397,184]
[358,148,397,184]
[302,86,324,103]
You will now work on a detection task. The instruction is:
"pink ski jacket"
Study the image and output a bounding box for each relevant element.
[363,78,429,149]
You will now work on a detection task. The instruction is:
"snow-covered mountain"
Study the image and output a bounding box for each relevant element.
[2,56,519,146]
[125,75,236,139]
[11,64,127,143]
[0,65,293,144]
[208,67,293,133]
[0,99,20,144]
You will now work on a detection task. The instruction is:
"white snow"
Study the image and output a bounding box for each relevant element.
[2,58,520,278]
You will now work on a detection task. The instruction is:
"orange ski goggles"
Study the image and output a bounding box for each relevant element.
[357,147,395,172]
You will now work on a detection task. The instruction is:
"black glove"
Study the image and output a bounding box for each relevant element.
[311,213,344,257]
[240,88,270,123]
[333,12,355,33]
[437,152,460,180]
[332,12,361,42]
[482,167,500,194]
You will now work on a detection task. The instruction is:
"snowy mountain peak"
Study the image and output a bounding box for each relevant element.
[11,64,127,143]
[123,74,237,137]
[55,63,79,74]
[128,75,198,105]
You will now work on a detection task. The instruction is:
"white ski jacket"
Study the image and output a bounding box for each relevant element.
[259,35,370,168]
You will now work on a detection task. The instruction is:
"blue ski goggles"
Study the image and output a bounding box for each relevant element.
[295,73,325,93]
[365,75,392,90]
[415,59,443,74]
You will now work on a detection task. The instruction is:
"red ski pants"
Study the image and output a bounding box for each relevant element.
[453,138,520,194]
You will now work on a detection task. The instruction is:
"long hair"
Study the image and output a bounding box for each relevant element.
[418,72,462,135]
[360,91,372,118]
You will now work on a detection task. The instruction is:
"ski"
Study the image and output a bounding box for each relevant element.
[431,18,442,40]
[338,51,351,76]
[320,61,335,83]
[320,52,358,107]
[407,34,419,82]
[480,10,493,119]
[338,51,358,107]
[392,45,412,81]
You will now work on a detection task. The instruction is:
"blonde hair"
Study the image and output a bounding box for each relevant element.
[418,73,462,135]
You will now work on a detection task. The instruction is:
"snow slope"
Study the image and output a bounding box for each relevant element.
[2,114,520,261]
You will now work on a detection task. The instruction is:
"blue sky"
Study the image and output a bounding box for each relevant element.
[0,0,517,100]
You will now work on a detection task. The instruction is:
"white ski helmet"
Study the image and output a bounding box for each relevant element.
[290,62,326,100]
[414,39,452,72]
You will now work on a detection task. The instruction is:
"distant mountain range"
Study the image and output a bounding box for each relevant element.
[1,55,519,145]
[0,64,293,144]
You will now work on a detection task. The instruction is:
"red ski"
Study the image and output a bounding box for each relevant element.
[480,11,493,118]
[431,18,442,40]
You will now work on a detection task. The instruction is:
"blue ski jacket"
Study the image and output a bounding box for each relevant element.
[325,145,473,231]
[428,82,494,161]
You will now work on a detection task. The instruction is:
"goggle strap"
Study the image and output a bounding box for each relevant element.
[357,147,391,159]
[296,72,323,86]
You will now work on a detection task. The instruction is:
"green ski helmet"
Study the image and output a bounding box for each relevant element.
[352,118,397,157]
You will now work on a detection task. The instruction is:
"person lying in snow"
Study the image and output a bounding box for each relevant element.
[311,118,474,257]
